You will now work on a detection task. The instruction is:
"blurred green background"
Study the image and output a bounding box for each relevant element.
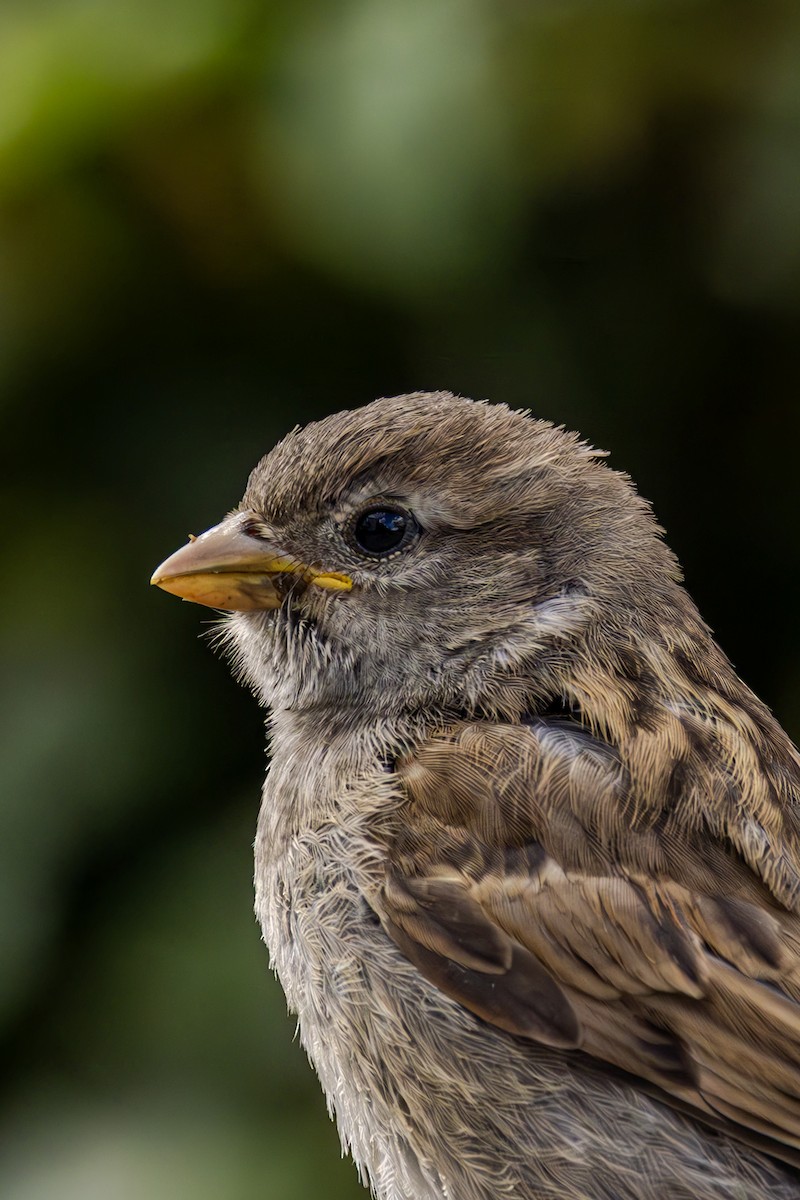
[1,0,799,1196]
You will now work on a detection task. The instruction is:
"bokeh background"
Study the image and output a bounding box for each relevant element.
[1,1,799,1196]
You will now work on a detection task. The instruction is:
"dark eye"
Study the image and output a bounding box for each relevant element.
[353,506,417,557]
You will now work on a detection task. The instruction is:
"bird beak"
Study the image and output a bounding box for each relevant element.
[150,511,353,611]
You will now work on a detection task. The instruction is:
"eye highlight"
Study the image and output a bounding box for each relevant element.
[352,505,418,557]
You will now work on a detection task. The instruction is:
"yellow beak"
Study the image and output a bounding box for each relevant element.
[150,511,352,611]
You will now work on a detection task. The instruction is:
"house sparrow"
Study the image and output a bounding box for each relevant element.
[152,392,800,1199]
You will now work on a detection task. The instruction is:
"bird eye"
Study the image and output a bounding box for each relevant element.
[352,506,417,557]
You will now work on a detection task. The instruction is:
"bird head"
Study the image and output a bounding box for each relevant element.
[152,392,683,720]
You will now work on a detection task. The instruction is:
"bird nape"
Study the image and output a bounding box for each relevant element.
[153,392,800,1200]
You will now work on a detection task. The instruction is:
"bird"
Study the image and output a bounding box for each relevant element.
[152,391,800,1199]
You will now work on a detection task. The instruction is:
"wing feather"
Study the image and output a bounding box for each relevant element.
[379,717,800,1165]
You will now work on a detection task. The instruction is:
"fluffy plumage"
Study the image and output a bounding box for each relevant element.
[158,392,800,1198]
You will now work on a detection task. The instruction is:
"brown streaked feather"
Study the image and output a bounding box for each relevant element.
[379,714,800,1165]
[383,873,512,973]
[384,913,581,1048]
[479,872,708,999]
